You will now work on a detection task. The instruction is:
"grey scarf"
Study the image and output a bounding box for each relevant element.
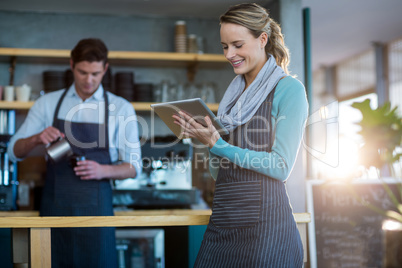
[218,55,286,131]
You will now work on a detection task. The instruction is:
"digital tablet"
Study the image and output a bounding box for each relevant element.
[151,98,229,139]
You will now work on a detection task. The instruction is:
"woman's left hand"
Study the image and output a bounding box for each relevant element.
[173,111,221,148]
[74,160,105,180]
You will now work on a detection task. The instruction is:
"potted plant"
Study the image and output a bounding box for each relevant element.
[351,98,402,267]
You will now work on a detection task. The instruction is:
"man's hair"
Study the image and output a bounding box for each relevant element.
[70,38,108,67]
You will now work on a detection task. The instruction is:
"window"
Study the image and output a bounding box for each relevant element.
[389,37,402,114]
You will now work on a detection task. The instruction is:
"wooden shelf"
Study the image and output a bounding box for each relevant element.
[0,101,33,110]
[0,47,229,68]
[0,48,223,109]
[0,101,219,112]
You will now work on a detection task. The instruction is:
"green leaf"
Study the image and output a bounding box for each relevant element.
[352,99,402,168]
[385,210,402,223]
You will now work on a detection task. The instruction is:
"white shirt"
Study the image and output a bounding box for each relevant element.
[7,84,142,177]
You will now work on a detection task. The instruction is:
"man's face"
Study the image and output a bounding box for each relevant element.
[71,60,108,100]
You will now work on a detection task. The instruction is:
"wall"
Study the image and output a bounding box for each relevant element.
[268,0,307,213]
[0,10,234,137]
[0,4,307,213]
[0,11,234,100]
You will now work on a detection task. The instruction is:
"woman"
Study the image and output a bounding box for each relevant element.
[173,3,308,268]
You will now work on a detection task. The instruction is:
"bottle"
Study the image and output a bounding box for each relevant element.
[160,80,170,102]
[187,34,198,53]
[131,245,145,268]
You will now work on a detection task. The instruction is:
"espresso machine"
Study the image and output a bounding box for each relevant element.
[113,136,199,209]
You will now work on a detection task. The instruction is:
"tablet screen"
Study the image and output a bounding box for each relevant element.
[151,98,228,139]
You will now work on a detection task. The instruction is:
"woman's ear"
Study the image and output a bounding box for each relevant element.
[259,32,268,48]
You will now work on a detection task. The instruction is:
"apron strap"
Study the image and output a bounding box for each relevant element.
[52,88,69,127]
[51,87,110,150]
[267,86,276,153]
[51,87,112,164]
[103,89,110,149]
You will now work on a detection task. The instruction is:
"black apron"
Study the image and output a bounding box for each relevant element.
[40,89,118,268]
[194,88,303,267]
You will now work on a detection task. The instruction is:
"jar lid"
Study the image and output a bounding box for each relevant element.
[175,20,186,25]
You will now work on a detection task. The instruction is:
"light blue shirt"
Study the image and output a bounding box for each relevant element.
[7,84,142,177]
[209,76,308,182]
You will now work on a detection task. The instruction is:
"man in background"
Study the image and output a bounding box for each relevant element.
[8,38,142,268]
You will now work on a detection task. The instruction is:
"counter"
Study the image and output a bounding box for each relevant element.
[0,210,310,268]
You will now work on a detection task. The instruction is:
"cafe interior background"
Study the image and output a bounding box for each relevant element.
[0,0,401,267]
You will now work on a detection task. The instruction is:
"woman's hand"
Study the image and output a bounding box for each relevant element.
[173,111,221,148]
[74,160,105,180]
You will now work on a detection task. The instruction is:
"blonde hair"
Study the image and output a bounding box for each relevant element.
[220,3,290,74]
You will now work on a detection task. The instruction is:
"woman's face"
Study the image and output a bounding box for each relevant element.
[220,22,268,85]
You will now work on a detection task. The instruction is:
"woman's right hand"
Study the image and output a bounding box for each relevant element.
[173,111,221,148]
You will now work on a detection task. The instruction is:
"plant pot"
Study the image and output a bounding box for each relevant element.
[382,220,402,268]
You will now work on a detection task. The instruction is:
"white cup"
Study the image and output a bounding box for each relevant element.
[4,86,14,101]
[16,84,31,102]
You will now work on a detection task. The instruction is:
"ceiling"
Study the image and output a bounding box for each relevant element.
[1,0,402,71]
[303,0,402,71]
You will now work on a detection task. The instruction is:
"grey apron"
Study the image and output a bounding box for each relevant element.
[194,88,303,267]
[40,88,117,268]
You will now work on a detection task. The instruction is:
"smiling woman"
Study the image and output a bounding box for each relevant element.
[172,3,309,268]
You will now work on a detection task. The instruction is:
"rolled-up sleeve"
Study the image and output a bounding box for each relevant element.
[7,96,51,162]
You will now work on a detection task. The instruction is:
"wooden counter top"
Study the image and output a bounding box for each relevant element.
[0,210,311,227]
[0,210,310,267]
[0,215,211,228]
[0,209,211,217]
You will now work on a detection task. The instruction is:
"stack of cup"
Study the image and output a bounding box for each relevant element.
[175,21,187,53]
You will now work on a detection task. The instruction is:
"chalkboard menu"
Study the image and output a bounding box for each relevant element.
[307,179,400,268]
